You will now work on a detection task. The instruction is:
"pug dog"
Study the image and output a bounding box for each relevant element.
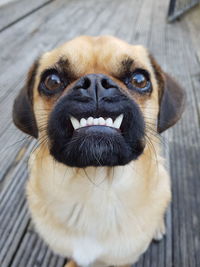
[12,36,185,267]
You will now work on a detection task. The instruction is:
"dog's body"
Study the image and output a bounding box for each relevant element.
[27,145,170,266]
[12,36,185,267]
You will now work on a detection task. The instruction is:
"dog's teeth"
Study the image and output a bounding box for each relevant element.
[87,117,94,125]
[113,114,123,129]
[93,118,99,125]
[99,117,105,125]
[70,116,80,130]
[70,115,123,130]
[80,118,87,127]
[105,118,113,127]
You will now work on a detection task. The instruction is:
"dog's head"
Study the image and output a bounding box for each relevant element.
[13,36,185,167]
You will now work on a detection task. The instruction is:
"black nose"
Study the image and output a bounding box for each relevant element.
[73,74,120,102]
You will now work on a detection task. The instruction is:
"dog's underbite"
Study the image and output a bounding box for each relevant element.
[12,36,185,267]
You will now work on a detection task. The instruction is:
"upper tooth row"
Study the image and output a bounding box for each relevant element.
[70,114,124,130]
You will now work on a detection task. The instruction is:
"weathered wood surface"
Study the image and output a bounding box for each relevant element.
[0,0,53,32]
[0,0,199,266]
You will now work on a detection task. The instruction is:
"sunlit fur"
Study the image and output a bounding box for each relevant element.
[26,36,171,267]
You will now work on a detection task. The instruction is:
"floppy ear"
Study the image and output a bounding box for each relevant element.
[12,61,39,138]
[149,55,186,133]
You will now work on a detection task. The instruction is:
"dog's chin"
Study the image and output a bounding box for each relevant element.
[48,124,145,167]
[55,125,143,167]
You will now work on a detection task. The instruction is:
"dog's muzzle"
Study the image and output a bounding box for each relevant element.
[48,74,146,167]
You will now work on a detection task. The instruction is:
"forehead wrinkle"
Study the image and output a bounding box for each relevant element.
[61,37,96,74]
[118,56,134,76]
[39,57,69,73]
[91,36,130,71]
[93,39,151,76]
[54,57,77,79]
[55,56,69,69]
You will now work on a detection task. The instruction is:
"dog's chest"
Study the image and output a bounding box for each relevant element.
[60,190,127,265]
[51,174,134,236]
[40,171,151,265]
[28,157,161,266]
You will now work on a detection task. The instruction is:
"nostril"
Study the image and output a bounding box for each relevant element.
[101,78,112,89]
[82,77,91,89]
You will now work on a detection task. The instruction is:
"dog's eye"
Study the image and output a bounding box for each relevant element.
[132,73,148,89]
[44,74,62,91]
[126,70,151,93]
[39,69,66,96]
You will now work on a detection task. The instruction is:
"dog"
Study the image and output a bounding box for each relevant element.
[12,36,185,267]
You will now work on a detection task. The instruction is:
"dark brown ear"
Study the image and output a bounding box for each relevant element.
[149,55,186,133]
[12,61,39,138]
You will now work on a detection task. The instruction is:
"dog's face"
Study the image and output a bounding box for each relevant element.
[13,36,185,167]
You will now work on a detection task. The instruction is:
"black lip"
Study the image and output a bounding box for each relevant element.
[75,125,120,134]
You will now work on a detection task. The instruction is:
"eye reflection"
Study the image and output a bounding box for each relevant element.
[132,73,148,89]
[44,74,62,91]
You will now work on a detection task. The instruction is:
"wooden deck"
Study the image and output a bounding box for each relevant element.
[0,0,200,266]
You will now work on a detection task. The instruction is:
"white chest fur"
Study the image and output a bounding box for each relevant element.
[27,150,170,266]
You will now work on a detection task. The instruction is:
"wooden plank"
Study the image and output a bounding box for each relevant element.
[182,4,200,59]
[84,0,119,36]
[0,168,27,224]
[0,175,27,254]
[0,0,54,32]
[116,0,144,42]
[177,20,200,267]
[25,237,45,267]
[191,72,200,124]
[0,129,31,182]
[27,239,49,267]
[164,10,200,267]
[130,0,155,46]
[0,139,35,195]
[0,206,29,266]
[10,224,38,267]
[0,0,74,101]
[11,221,65,267]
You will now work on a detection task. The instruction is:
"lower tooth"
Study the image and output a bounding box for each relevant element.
[87,117,94,125]
[93,118,99,125]
[113,114,123,128]
[80,118,87,127]
[99,117,105,125]
[70,117,80,130]
[106,118,113,127]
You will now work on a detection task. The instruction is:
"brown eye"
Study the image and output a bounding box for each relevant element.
[44,74,62,91]
[132,73,148,89]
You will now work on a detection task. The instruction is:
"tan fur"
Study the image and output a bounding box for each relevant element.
[65,260,79,267]
[64,260,131,267]
[25,36,171,266]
